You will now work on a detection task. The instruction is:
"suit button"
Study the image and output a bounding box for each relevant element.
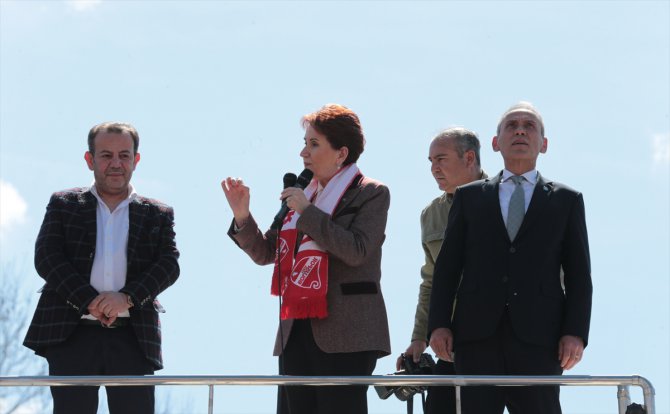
[502,276,509,283]
[509,247,516,253]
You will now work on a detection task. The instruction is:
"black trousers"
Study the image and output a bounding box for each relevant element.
[44,323,154,414]
[277,319,378,414]
[425,359,457,414]
[454,312,562,414]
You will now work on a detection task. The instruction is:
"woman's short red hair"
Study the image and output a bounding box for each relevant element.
[301,104,365,166]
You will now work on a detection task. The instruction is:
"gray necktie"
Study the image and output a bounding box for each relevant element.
[506,175,525,240]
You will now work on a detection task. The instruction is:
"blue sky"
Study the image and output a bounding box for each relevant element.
[1,1,669,413]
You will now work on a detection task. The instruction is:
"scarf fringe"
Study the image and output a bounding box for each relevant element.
[280,298,328,320]
[271,254,290,297]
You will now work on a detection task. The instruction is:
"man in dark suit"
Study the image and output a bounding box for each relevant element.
[399,127,486,414]
[428,102,592,414]
[24,122,180,414]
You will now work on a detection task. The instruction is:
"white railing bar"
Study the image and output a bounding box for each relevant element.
[0,374,654,388]
[0,375,655,414]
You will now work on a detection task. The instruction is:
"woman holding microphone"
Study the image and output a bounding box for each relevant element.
[222,104,391,414]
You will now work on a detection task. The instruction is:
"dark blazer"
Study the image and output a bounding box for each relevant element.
[428,172,592,349]
[229,175,391,357]
[24,188,180,370]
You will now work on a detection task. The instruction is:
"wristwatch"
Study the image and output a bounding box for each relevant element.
[126,293,134,308]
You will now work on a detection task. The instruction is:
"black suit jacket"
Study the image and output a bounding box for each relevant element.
[24,188,180,370]
[428,172,592,349]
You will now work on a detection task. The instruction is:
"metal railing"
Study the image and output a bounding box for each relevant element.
[0,374,656,414]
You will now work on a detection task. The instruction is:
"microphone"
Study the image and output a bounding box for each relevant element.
[271,169,314,230]
[283,172,297,189]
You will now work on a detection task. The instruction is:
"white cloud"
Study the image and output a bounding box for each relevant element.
[652,132,670,164]
[66,0,103,12]
[0,180,28,237]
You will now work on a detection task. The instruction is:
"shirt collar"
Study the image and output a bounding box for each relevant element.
[502,169,538,185]
[90,182,137,209]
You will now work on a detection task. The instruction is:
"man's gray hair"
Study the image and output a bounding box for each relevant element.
[496,101,545,136]
[432,127,481,167]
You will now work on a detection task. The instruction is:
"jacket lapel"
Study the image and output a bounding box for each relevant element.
[515,172,553,240]
[127,199,147,264]
[333,174,363,217]
[81,190,98,248]
[486,171,508,237]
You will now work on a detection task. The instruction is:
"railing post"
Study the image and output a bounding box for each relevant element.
[642,377,656,414]
[208,384,214,414]
[617,385,631,414]
[455,385,461,414]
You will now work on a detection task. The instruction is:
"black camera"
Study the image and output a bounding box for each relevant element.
[375,353,436,401]
[625,403,646,414]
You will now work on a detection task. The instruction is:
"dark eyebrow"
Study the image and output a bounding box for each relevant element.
[428,153,447,162]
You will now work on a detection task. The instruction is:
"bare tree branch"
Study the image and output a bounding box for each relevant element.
[0,262,50,414]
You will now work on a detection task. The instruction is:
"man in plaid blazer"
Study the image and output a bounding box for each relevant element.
[24,122,180,414]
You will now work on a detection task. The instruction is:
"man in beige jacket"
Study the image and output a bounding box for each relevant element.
[399,127,486,413]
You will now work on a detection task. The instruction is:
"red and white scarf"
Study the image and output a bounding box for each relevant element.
[271,164,361,320]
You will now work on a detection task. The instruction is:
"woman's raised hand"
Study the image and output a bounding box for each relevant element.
[221,177,251,226]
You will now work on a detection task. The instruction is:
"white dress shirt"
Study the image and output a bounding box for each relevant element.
[82,183,137,319]
[498,169,537,227]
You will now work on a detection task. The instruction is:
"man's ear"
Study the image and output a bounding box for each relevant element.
[540,137,548,154]
[492,136,501,152]
[84,152,94,170]
[134,152,141,167]
[465,150,476,166]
